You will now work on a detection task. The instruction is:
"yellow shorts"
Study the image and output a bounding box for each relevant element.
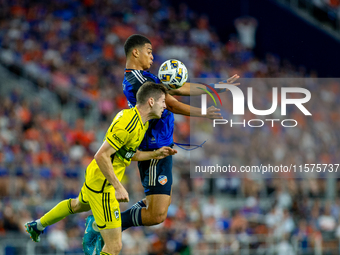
[78,183,121,230]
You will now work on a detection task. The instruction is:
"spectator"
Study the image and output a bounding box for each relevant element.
[234,16,258,50]
[201,196,222,219]
[47,222,69,251]
[318,202,337,240]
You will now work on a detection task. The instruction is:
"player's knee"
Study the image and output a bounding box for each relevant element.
[104,241,122,255]
[70,199,79,212]
[142,198,147,205]
[153,212,167,225]
[71,198,87,213]
[111,244,122,255]
[153,216,165,225]
[115,241,122,253]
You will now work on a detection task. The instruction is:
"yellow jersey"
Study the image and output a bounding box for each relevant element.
[85,107,148,192]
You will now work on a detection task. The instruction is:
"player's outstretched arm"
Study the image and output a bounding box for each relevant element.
[94,141,129,202]
[131,147,177,161]
[169,74,240,96]
[166,94,223,119]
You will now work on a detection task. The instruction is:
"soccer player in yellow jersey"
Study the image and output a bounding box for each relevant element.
[25,82,177,255]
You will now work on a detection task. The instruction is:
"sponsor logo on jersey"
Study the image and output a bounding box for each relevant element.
[113,133,124,144]
[158,175,168,185]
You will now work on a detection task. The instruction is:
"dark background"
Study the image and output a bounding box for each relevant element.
[172,0,340,77]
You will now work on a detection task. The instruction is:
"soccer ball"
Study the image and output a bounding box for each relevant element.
[158,59,188,89]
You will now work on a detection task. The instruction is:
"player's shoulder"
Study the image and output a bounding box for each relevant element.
[113,108,136,124]
[125,69,147,85]
[112,108,139,130]
[122,108,142,135]
[142,71,161,83]
[141,70,158,80]
[125,69,160,84]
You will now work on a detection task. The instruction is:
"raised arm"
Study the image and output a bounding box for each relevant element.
[165,93,222,119]
[169,82,210,96]
[94,141,129,202]
[169,74,240,96]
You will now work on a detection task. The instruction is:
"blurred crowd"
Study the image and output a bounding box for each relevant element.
[287,0,340,31]
[314,0,340,10]
[313,0,340,29]
[0,0,340,254]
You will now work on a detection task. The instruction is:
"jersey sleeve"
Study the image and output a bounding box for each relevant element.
[125,70,159,97]
[105,121,129,151]
[143,71,161,84]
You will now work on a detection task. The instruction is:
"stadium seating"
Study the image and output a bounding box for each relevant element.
[0,0,339,254]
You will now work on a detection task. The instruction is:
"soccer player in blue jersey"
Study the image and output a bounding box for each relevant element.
[121,34,235,230]
[84,34,240,254]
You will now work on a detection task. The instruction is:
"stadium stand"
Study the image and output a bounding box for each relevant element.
[278,0,340,32]
[0,0,339,254]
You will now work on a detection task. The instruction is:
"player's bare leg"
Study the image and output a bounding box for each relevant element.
[141,194,171,225]
[71,197,92,213]
[99,227,122,255]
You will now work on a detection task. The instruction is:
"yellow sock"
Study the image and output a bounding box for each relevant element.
[100,252,111,255]
[40,199,74,227]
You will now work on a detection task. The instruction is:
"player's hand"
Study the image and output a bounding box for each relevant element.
[153,147,178,159]
[218,74,240,87]
[206,106,222,119]
[115,186,129,202]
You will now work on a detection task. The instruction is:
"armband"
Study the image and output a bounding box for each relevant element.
[116,146,136,161]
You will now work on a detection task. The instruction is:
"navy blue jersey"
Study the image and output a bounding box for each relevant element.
[123,69,174,150]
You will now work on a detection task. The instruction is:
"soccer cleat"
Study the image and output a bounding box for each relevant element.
[25,221,43,242]
[82,215,101,255]
[95,234,104,255]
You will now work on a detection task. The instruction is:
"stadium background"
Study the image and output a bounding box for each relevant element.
[0,0,340,254]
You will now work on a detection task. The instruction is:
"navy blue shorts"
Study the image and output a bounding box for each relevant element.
[138,155,173,196]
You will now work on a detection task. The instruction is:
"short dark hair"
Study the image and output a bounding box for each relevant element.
[124,34,151,56]
[136,82,167,105]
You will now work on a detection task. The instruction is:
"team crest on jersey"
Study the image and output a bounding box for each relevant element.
[114,209,120,221]
[158,175,168,185]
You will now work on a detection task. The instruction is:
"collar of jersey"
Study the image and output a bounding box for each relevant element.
[133,107,145,129]
[125,69,151,74]
[125,68,143,72]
